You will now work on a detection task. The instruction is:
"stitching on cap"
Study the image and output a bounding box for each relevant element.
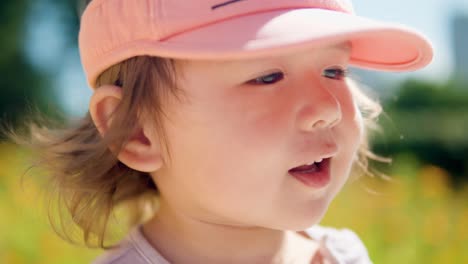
[212,0,246,10]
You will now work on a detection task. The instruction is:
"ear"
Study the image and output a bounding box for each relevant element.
[89,84,164,172]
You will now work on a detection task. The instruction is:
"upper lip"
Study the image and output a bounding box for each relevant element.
[290,132,339,169]
[291,154,335,169]
[290,144,338,169]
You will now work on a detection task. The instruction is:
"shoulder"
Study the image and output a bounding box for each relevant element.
[305,225,373,264]
[91,227,170,264]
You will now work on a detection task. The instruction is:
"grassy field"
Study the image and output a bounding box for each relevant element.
[1,142,467,263]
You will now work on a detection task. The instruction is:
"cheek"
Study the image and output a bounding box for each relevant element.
[341,100,364,150]
[329,88,364,192]
[334,84,364,151]
[158,94,290,216]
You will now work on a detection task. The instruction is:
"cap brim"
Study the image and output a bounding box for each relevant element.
[89,8,433,87]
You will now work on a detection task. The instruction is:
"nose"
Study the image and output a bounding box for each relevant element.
[295,80,342,131]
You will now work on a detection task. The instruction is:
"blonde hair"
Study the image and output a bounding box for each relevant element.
[8,54,387,248]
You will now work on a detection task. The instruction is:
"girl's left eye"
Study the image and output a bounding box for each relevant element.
[322,67,348,80]
[246,72,285,85]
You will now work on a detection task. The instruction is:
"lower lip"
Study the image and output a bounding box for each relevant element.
[288,158,331,188]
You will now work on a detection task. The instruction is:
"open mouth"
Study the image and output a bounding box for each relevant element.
[288,158,331,188]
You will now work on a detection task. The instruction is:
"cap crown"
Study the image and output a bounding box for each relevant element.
[79,0,354,66]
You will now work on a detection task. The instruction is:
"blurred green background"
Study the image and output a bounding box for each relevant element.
[1,0,467,263]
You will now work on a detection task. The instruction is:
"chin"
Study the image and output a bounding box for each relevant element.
[269,197,332,231]
[273,215,327,232]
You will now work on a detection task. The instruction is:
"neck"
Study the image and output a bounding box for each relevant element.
[142,198,314,263]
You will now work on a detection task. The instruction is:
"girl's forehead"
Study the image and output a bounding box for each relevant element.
[179,41,351,70]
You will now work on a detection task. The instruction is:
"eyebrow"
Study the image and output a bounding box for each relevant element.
[329,41,352,53]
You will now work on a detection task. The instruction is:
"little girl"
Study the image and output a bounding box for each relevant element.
[15,0,433,263]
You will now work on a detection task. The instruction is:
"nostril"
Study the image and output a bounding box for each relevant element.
[312,117,340,129]
[312,120,327,128]
[297,98,342,131]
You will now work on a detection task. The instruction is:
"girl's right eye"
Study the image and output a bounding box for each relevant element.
[246,72,285,85]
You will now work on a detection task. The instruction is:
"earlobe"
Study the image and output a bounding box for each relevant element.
[89,84,164,173]
[118,134,164,173]
[118,122,165,173]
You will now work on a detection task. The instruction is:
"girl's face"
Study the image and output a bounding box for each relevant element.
[152,42,363,230]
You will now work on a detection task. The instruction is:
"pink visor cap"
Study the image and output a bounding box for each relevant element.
[79,0,434,89]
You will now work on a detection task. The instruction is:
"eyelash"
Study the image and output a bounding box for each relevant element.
[247,68,348,85]
[322,68,349,81]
